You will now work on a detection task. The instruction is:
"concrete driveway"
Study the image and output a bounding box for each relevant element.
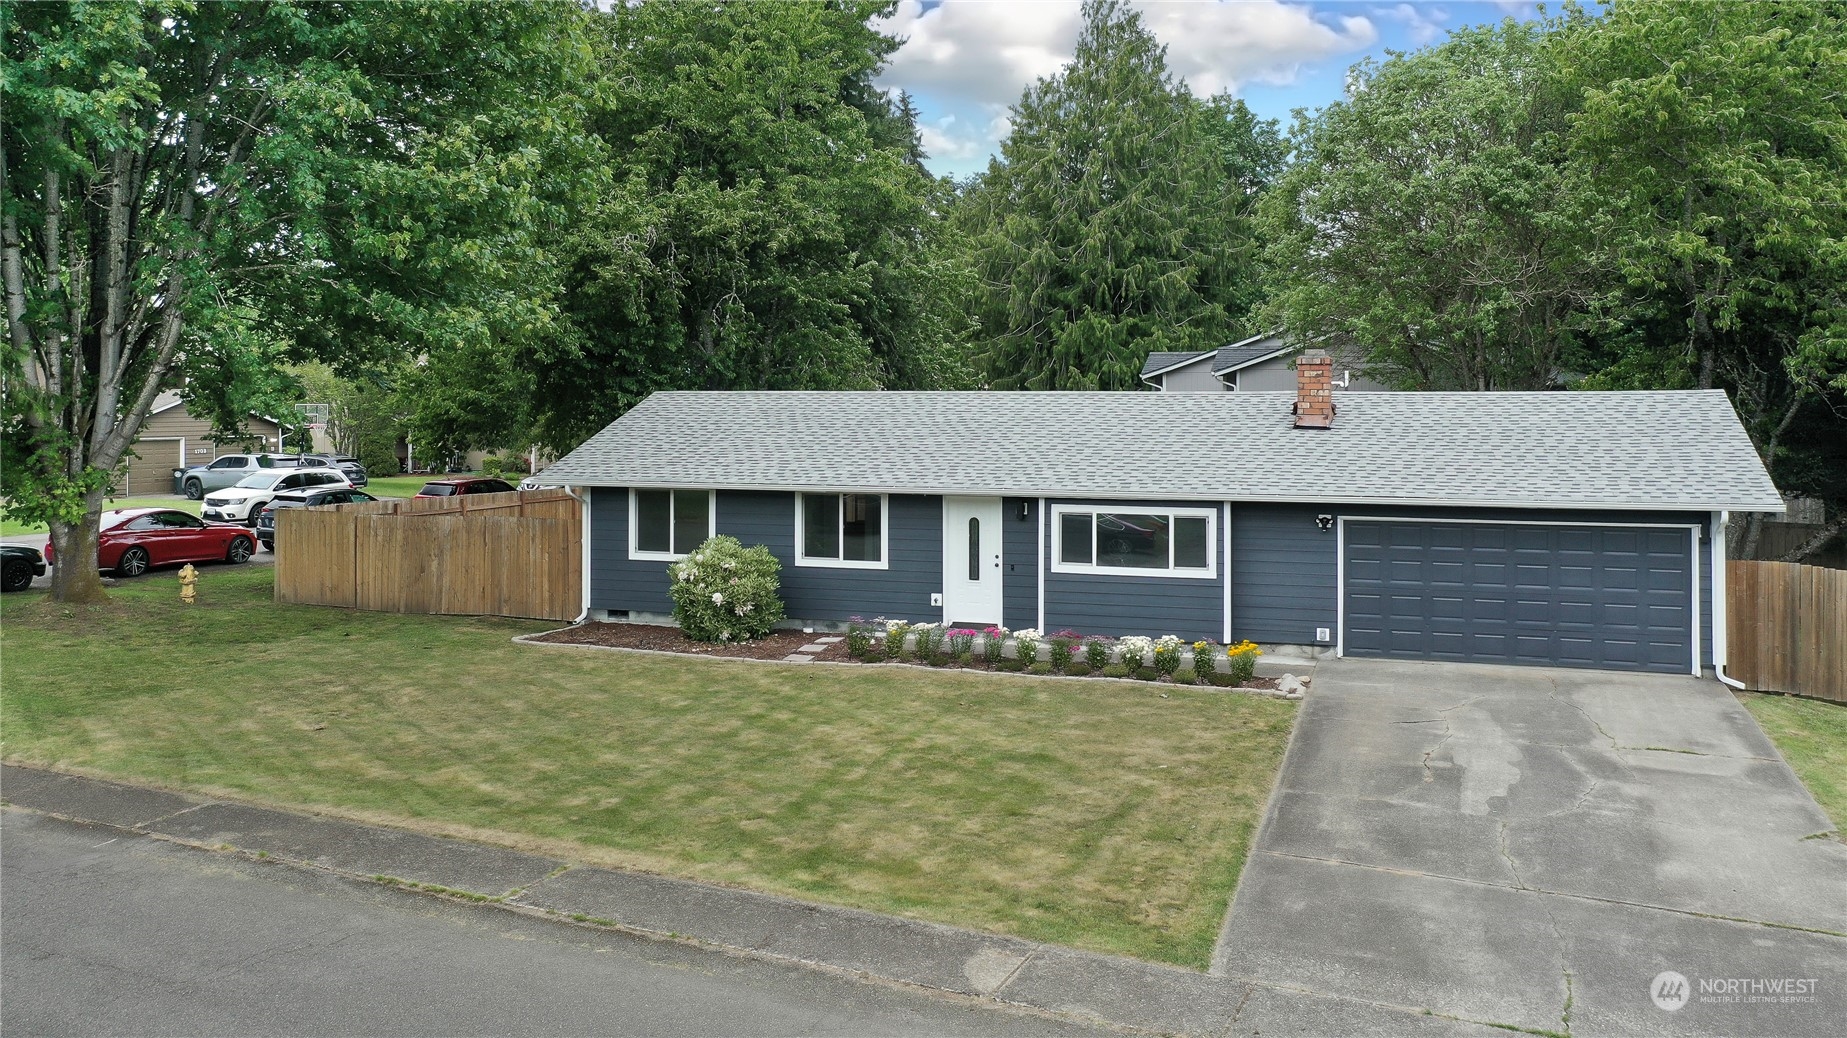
[1214,658,1847,1036]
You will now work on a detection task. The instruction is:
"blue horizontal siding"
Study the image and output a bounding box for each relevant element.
[1002,498,1038,630]
[589,487,941,623]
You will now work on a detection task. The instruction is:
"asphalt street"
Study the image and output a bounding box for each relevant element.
[0,810,1106,1037]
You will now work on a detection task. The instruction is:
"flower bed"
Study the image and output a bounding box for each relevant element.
[838,618,1298,694]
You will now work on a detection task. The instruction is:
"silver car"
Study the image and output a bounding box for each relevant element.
[178,453,300,500]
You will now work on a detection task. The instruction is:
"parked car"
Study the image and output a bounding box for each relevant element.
[292,453,369,487]
[177,453,300,500]
[415,477,516,498]
[44,508,256,577]
[2,545,46,592]
[255,487,379,551]
[202,468,351,525]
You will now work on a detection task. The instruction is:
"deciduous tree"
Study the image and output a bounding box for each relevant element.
[1,0,592,600]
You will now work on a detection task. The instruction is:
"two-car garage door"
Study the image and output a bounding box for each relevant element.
[1341,520,1696,674]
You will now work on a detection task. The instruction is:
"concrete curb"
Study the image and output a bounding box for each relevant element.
[0,762,1495,1037]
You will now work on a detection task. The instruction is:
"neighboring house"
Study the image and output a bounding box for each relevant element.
[1139,332,1393,392]
[541,352,1781,677]
[122,392,281,496]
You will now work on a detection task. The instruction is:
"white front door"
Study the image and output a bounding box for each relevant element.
[942,496,1005,625]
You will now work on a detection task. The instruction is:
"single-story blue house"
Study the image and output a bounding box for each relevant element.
[540,353,1782,677]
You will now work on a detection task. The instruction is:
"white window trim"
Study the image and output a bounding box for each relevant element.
[627,488,716,561]
[794,491,890,570]
[1049,502,1218,579]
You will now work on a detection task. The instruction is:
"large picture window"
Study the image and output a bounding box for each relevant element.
[1051,504,1215,578]
[630,488,714,559]
[797,492,887,568]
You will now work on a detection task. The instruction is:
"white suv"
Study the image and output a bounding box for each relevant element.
[202,468,351,525]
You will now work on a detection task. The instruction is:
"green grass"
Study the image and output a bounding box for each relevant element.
[3,497,201,536]
[0,568,1295,968]
[1743,692,1847,841]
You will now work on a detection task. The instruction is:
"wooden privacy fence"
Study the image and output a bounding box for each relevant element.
[1726,561,1847,703]
[275,489,582,621]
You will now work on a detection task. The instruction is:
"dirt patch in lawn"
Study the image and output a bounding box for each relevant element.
[530,621,853,661]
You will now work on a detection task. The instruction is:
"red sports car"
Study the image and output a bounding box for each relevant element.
[45,507,258,577]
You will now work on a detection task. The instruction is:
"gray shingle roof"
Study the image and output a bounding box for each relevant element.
[1211,334,1291,375]
[541,390,1782,511]
[1138,350,1212,379]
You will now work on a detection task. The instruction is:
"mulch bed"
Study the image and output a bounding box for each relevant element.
[530,621,853,661]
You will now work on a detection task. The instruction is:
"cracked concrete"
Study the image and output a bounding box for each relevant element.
[1213,658,1847,1037]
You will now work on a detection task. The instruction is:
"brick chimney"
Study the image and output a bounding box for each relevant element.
[1293,349,1335,429]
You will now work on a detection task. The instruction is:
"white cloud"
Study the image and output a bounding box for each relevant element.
[1372,3,1448,45]
[877,0,1378,108]
[918,115,982,161]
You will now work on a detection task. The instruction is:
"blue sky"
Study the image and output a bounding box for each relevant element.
[873,1,1549,179]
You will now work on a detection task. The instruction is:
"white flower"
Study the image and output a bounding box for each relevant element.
[711,591,725,605]
[1015,628,1042,642]
[1117,636,1154,658]
[1155,634,1183,650]
[722,560,735,569]
[884,618,909,631]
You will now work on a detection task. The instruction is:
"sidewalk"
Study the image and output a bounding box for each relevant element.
[1,763,1493,1037]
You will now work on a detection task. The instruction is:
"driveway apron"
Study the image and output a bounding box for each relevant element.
[1214,658,1847,1036]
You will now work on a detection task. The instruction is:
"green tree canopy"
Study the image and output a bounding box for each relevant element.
[1563,0,1847,555]
[2,0,594,600]
[1258,15,1597,391]
[504,0,972,451]
[954,0,1282,390]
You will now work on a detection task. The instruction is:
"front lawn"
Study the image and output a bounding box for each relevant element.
[1743,692,1847,841]
[0,568,1295,968]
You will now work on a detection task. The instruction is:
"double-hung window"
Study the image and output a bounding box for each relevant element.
[629,489,714,559]
[1052,504,1215,578]
[797,492,886,568]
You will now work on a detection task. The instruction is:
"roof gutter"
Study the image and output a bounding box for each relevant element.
[532,479,1785,515]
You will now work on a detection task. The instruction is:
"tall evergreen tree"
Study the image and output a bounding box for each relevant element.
[955,0,1280,390]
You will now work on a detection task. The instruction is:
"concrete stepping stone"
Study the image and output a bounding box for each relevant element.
[798,643,829,653]
[781,654,814,663]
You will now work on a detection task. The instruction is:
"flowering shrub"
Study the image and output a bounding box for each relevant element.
[912,622,945,658]
[1192,640,1218,680]
[1152,635,1184,676]
[845,616,877,657]
[1116,635,1153,671]
[882,619,912,659]
[1014,628,1042,665]
[1084,636,1114,670]
[1226,639,1262,683]
[666,536,785,642]
[1048,630,1079,670]
[982,625,1009,666]
[946,628,977,657]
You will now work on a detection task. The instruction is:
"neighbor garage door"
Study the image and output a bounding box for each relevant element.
[124,438,182,496]
[1342,520,1695,674]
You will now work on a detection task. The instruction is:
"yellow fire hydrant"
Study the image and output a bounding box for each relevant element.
[179,563,198,605]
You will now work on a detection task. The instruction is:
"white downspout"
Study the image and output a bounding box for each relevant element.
[1711,510,1745,689]
[567,485,591,623]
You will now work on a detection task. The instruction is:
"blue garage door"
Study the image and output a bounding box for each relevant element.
[1342,520,1694,674]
